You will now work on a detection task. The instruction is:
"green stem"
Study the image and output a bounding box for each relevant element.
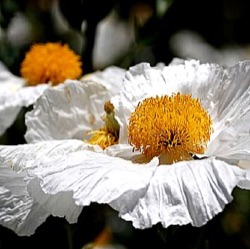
[65,224,74,249]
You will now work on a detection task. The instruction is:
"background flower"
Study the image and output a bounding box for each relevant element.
[20,43,82,86]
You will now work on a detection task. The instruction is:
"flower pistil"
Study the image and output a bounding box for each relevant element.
[88,101,120,149]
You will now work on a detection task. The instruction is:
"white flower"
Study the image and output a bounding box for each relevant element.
[0,62,48,136]
[1,59,250,236]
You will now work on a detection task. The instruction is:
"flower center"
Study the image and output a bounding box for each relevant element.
[88,101,120,149]
[128,93,213,163]
[20,43,82,86]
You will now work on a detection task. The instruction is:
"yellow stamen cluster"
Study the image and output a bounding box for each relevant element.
[88,101,120,149]
[20,42,82,86]
[128,93,213,163]
[88,129,118,150]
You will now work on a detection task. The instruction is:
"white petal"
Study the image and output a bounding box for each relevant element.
[25,80,112,143]
[121,157,250,229]
[104,144,147,164]
[0,140,103,223]
[0,64,48,135]
[104,143,136,160]
[206,61,250,160]
[29,151,158,222]
[0,139,101,171]
[120,60,220,106]
[0,140,158,223]
[0,165,49,236]
[82,66,126,94]
[0,186,49,236]
[163,59,222,105]
[120,63,168,108]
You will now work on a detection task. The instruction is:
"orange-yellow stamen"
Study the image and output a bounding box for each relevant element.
[87,101,120,149]
[128,93,213,163]
[20,42,82,86]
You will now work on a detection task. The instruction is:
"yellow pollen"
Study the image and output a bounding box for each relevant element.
[128,93,213,163]
[20,42,82,86]
[87,101,120,149]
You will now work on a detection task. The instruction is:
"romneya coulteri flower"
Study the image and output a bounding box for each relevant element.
[1,59,250,236]
[0,41,125,138]
[0,42,83,137]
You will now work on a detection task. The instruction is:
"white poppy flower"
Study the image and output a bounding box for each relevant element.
[0,62,48,136]
[0,41,87,137]
[1,59,250,236]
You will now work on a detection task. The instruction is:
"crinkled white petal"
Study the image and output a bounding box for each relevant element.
[0,140,103,224]
[205,61,250,160]
[118,63,169,114]
[121,157,250,229]
[1,140,250,232]
[0,139,102,171]
[120,60,219,108]
[162,59,222,108]
[0,140,158,223]
[0,186,50,236]
[0,63,48,135]
[82,66,126,94]
[25,80,111,143]
[0,164,49,236]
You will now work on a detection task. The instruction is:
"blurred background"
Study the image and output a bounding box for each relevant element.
[1,0,250,75]
[1,0,250,248]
